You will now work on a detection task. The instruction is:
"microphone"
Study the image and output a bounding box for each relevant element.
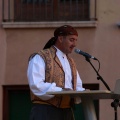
[74,48,97,60]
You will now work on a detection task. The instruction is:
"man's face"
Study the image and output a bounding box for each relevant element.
[59,35,78,54]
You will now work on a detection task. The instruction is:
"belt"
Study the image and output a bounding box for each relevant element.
[32,100,51,105]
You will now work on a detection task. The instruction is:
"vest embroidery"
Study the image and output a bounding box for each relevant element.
[30,46,77,108]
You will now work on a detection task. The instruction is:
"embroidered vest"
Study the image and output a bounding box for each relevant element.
[30,46,77,108]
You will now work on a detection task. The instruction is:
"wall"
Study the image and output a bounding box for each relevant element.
[0,0,7,120]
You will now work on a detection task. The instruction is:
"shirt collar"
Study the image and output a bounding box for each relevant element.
[54,46,66,58]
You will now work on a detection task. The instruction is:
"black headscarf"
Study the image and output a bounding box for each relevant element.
[43,37,57,49]
[43,25,78,49]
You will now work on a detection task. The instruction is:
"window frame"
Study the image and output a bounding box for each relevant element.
[2,0,98,28]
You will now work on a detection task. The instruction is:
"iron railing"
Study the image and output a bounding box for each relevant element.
[2,0,97,22]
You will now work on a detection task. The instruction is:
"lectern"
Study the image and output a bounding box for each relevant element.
[47,90,120,120]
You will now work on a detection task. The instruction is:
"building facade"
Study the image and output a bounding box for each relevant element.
[0,0,120,120]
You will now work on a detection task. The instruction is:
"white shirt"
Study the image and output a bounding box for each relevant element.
[27,47,85,100]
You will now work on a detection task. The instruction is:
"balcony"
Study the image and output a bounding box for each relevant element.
[2,0,97,28]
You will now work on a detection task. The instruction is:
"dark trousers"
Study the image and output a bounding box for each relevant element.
[30,104,75,120]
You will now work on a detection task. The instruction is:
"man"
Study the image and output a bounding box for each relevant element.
[27,25,85,120]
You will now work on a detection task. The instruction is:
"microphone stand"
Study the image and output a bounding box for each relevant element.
[85,57,120,120]
[85,57,110,91]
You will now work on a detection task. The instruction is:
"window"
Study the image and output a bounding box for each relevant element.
[2,0,97,22]
[2,84,99,120]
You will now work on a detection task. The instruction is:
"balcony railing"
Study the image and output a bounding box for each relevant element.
[2,0,97,22]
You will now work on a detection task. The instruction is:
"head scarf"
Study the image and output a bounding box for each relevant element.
[43,25,78,49]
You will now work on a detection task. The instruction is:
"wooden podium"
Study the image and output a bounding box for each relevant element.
[47,90,120,120]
